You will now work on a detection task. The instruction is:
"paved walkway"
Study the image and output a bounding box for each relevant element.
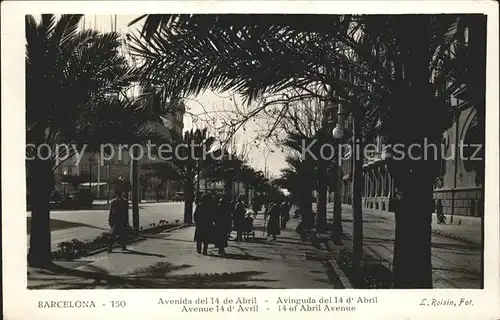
[338,204,481,244]
[27,216,340,289]
[335,205,482,288]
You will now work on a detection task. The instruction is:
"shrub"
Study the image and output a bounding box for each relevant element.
[53,221,182,260]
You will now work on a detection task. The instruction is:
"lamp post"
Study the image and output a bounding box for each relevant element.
[332,104,345,241]
[88,156,94,194]
[263,147,274,180]
[63,170,67,196]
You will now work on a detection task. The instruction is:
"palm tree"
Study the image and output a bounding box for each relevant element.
[25,14,165,266]
[274,156,316,229]
[148,128,216,224]
[129,14,480,288]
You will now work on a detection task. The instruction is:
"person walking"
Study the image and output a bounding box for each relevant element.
[108,191,130,253]
[280,201,290,229]
[218,196,233,241]
[436,199,446,224]
[266,200,281,241]
[194,195,215,255]
[252,198,261,219]
[215,196,232,255]
[233,196,246,241]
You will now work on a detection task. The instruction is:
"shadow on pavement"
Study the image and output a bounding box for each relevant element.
[114,249,166,258]
[28,260,277,289]
[26,217,108,234]
[208,252,269,261]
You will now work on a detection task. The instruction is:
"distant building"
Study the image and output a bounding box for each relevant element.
[54,100,186,201]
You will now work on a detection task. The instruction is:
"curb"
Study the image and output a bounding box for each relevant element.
[328,259,353,289]
[324,239,354,289]
[431,228,480,246]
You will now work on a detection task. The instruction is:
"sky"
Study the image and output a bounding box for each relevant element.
[80,14,287,177]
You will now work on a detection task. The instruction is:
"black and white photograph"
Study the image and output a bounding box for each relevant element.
[2,1,499,319]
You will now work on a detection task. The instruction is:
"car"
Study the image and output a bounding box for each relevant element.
[62,188,93,209]
[172,192,185,202]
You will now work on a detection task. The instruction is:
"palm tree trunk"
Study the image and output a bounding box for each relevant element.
[392,164,434,288]
[131,154,139,233]
[352,114,363,267]
[184,182,194,224]
[224,178,233,200]
[27,160,54,266]
[316,172,328,233]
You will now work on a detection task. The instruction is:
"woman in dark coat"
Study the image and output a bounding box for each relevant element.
[194,195,215,255]
[266,201,281,240]
[214,197,232,255]
[233,197,247,241]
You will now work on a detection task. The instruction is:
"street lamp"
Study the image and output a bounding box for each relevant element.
[332,124,344,140]
[63,170,68,196]
[381,148,393,161]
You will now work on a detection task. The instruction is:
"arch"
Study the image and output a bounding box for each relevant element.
[375,167,383,197]
[384,169,390,196]
[460,108,478,142]
[371,170,376,197]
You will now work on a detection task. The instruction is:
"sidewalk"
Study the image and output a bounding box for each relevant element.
[340,204,482,245]
[28,216,341,289]
[333,205,482,288]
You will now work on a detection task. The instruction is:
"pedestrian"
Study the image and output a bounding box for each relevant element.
[266,200,281,241]
[108,191,130,253]
[215,197,231,255]
[263,199,272,220]
[436,199,446,224]
[233,196,246,241]
[280,201,290,229]
[252,198,261,219]
[194,194,215,255]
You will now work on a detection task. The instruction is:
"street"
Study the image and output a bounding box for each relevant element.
[27,202,188,251]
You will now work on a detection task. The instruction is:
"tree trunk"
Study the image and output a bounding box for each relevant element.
[244,184,250,204]
[300,191,313,229]
[184,182,194,224]
[131,156,139,233]
[224,178,233,200]
[316,172,328,233]
[27,160,54,267]
[352,114,364,266]
[392,162,434,288]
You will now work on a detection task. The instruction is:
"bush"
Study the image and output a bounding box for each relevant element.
[337,248,392,289]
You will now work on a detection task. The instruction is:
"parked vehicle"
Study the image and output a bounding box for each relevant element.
[62,188,93,209]
[172,192,185,202]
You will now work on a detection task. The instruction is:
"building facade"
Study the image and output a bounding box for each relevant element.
[339,104,483,217]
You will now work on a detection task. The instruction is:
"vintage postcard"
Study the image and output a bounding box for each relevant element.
[2,0,499,319]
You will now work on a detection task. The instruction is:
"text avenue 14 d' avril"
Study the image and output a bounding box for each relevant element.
[157,296,378,313]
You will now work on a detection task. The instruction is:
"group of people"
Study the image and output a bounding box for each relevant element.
[193,194,248,256]
[194,194,294,256]
[262,199,291,240]
[106,189,294,256]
